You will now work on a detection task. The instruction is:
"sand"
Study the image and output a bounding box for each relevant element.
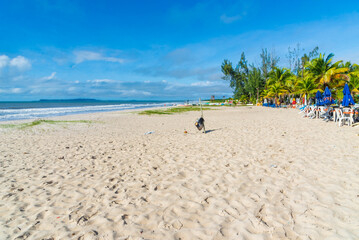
[1,106,359,240]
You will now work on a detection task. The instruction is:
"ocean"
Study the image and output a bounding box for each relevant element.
[0,99,182,121]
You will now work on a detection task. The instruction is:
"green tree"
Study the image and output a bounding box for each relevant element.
[349,74,359,94]
[245,66,265,102]
[265,67,293,104]
[267,83,286,106]
[260,48,280,82]
[300,46,319,76]
[295,75,321,105]
[221,53,249,99]
[340,61,359,72]
[287,43,304,75]
[221,47,358,104]
[283,75,298,102]
[305,53,348,88]
[266,67,292,86]
[345,62,359,96]
[287,45,319,77]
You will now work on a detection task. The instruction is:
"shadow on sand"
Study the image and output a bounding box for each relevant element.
[204,128,220,134]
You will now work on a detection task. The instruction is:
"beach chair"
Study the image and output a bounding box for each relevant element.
[318,107,332,121]
[304,106,316,119]
[317,106,324,118]
[336,108,353,127]
[353,107,359,123]
[333,107,338,122]
[299,105,309,116]
[298,105,307,115]
[344,107,355,126]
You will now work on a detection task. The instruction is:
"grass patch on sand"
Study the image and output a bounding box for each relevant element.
[138,106,213,115]
[0,119,93,129]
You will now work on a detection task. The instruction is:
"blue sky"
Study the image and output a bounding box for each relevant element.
[1,0,359,100]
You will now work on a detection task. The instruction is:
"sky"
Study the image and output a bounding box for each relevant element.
[0,0,359,101]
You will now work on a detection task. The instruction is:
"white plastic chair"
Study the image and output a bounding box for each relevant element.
[333,108,338,122]
[336,108,353,127]
[298,105,308,115]
[318,106,326,118]
[307,106,317,119]
[318,107,332,121]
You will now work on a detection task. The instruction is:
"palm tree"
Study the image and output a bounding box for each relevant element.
[295,75,321,105]
[266,67,293,103]
[267,83,287,106]
[349,74,359,94]
[283,75,298,99]
[305,53,348,88]
[266,67,292,86]
[340,61,359,73]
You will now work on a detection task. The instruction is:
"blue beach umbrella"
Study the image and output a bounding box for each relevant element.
[323,86,333,105]
[315,90,323,106]
[342,83,355,107]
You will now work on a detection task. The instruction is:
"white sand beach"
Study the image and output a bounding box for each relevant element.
[1,106,359,240]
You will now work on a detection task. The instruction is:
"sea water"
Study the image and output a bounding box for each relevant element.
[0,100,181,121]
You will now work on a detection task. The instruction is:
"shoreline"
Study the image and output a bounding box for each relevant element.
[0,105,175,124]
[0,104,230,125]
[0,101,182,123]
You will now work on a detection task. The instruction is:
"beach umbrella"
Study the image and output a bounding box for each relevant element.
[342,83,355,107]
[315,90,323,106]
[323,86,333,105]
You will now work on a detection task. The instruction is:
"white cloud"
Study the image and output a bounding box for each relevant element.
[74,50,125,64]
[117,89,152,96]
[220,14,241,24]
[68,87,77,92]
[11,88,23,93]
[0,88,23,94]
[12,75,24,81]
[191,81,224,87]
[9,56,31,70]
[41,72,56,80]
[0,55,10,68]
[29,88,40,94]
[87,79,115,84]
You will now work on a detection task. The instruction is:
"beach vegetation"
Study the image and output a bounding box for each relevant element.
[305,53,348,88]
[221,45,359,104]
[295,75,321,105]
[0,120,92,129]
[266,83,287,106]
[246,66,265,102]
[349,75,359,93]
[138,106,212,115]
[260,48,280,79]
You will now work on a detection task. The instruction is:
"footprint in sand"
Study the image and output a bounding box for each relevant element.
[77,215,89,226]
[77,230,99,240]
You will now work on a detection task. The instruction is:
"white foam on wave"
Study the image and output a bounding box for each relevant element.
[0,103,176,121]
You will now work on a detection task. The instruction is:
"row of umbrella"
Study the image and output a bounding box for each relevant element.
[315,83,355,107]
